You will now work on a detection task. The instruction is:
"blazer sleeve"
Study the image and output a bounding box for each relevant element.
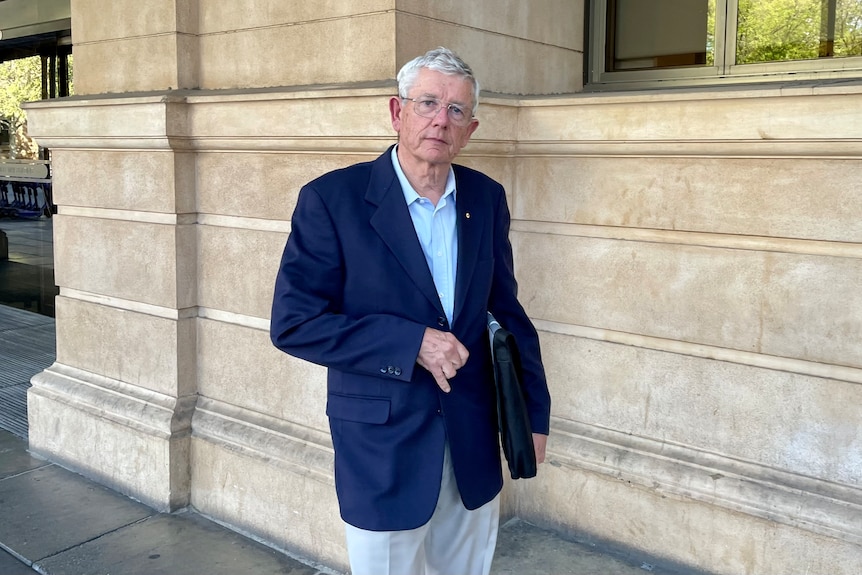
[487,186,552,435]
[270,184,427,381]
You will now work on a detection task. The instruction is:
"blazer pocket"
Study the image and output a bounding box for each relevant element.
[326,393,391,424]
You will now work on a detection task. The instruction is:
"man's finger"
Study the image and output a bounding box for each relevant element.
[456,342,470,364]
[435,372,451,393]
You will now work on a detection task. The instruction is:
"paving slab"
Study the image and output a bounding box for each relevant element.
[0,464,155,563]
[0,431,49,479]
[493,519,663,575]
[0,548,34,575]
[35,511,325,575]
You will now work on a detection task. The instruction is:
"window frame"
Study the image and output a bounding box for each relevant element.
[586,0,862,91]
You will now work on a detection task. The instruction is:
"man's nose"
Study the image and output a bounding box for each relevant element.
[431,105,450,125]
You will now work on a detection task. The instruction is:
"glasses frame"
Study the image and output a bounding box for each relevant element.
[401,97,475,126]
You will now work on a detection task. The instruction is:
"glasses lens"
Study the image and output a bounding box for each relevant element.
[415,99,441,117]
[410,98,471,126]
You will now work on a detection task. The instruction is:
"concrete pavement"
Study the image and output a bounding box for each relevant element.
[0,428,678,575]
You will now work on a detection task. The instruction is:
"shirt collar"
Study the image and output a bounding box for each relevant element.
[391,145,457,206]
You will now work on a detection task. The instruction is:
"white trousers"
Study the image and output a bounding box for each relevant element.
[344,445,500,575]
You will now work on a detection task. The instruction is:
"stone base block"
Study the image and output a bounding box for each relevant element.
[190,397,345,572]
[511,419,862,575]
[27,363,194,512]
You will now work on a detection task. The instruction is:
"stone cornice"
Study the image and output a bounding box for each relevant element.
[23,81,861,154]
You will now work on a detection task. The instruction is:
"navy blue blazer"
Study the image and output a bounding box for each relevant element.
[270,146,550,531]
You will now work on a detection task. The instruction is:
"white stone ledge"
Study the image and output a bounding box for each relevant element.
[56,290,272,330]
[58,288,197,320]
[57,207,292,233]
[197,307,270,331]
[512,220,862,260]
[549,417,862,546]
[29,136,862,157]
[58,206,197,224]
[192,397,334,486]
[197,214,290,233]
[30,137,401,153]
[29,363,196,437]
[507,79,862,106]
[510,139,862,158]
[534,319,862,386]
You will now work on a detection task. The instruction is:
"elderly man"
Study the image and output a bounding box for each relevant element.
[271,46,550,575]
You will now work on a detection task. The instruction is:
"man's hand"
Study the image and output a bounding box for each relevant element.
[533,433,548,464]
[417,328,469,393]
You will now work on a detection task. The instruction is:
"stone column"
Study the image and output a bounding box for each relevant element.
[25,0,200,511]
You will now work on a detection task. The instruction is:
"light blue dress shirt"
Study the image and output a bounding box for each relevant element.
[391,146,458,325]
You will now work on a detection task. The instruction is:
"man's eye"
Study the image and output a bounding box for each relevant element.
[449,105,465,118]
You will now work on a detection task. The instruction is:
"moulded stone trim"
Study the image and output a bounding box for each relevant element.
[27,362,197,511]
[191,397,334,486]
[511,139,862,158]
[515,91,862,143]
[29,363,197,437]
[548,417,862,547]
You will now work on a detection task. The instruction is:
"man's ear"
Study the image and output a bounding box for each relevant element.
[389,97,404,132]
[459,118,479,146]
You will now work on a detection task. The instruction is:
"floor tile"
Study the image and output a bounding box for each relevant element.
[35,512,323,575]
[0,547,33,575]
[493,519,665,575]
[0,430,49,479]
[0,465,155,563]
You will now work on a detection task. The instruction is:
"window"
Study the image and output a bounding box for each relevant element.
[588,0,862,89]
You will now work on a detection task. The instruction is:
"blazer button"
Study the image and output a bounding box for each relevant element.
[394,367,402,376]
[437,317,446,327]
[387,366,395,375]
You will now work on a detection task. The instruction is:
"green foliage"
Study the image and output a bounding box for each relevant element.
[0,56,42,124]
[737,0,820,64]
[0,56,43,158]
[834,0,862,56]
[736,0,862,64]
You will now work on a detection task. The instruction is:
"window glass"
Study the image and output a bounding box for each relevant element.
[737,0,862,64]
[590,0,862,88]
[610,0,713,70]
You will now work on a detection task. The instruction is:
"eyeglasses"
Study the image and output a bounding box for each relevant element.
[402,97,474,126]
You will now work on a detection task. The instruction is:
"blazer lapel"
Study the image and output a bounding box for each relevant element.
[367,150,444,316]
[452,167,485,326]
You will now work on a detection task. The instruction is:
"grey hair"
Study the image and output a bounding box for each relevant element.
[397,47,480,117]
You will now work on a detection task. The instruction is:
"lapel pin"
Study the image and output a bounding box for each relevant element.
[466,212,471,219]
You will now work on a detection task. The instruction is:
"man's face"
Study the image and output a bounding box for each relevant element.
[390,68,479,169]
